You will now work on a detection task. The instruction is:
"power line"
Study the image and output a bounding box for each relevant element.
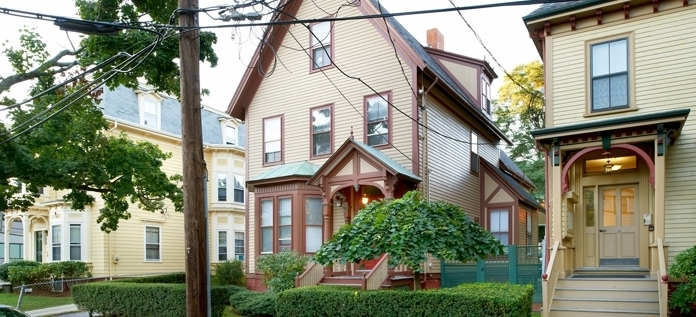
[377,0,417,99]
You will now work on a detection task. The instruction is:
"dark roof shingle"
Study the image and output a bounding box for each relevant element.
[523,0,608,21]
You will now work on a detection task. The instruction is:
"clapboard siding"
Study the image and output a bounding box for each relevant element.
[549,5,696,262]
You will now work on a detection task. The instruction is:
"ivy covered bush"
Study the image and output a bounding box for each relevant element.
[669,246,696,314]
[256,251,309,293]
[276,283,533,317]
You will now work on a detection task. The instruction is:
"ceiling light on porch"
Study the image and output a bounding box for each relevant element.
[362,195,369,205]
[602,151,620,173]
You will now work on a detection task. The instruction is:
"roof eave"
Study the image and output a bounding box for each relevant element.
[522,0,608,23]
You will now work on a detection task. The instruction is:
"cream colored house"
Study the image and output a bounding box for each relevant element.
[524,0,695,315]
[228,0,543,290]
[2,86,246,277]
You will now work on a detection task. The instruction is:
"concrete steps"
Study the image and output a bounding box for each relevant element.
[549,274,659,317]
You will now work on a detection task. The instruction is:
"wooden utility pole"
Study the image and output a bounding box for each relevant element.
[178,0,208,315]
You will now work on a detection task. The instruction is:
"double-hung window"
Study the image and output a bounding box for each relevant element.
[218,231,228,261]
[69,224,81,261]
[481,78,491,115]
[526,212,533,245]
[224,125,237,145]
[52,225,61,261]
[218,174,244,203]
[260,200,274,253]
[264,117,282,164]
[310,22,332,69]
[490,210,509,245]
[591,38,628,112]
[278,198,292,252]
[140,97,160,129]
[311,106,332,157]
[145,226,161,261]
[305,197,323,253]
[470,132,479,173]
[234,232,244,260]
[365,93,390,146]
[218,174,228,201]
[233,175,244,203]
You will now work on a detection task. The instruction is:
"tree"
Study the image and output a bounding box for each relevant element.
[0,0,220,231]
[313,191,504,289]
[495,61,545,202]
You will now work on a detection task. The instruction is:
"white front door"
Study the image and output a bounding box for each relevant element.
[599,185,639,266]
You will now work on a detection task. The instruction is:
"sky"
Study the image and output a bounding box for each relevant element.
[0,0,543,116]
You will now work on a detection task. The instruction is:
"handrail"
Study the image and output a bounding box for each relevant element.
[364,254,389,290]
[657,238,668,317]
[541,241,561,317]
[295,261,324,288]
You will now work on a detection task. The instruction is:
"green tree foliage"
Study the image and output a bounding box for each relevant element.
[0,0,219,231]
[495,61,545,201]
[314,191,504,289]
[212,260,246,287]
[668,246,696,314]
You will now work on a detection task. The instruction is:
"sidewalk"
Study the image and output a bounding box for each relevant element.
[24,304,81,317]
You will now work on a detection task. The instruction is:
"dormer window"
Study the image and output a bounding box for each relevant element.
[224,124,237,145]
[138,94,161,129]
[481,78,491,116]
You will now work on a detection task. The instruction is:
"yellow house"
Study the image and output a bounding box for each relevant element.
[2,85,246,277]
[524,0,695,315]
[228,0,543,290]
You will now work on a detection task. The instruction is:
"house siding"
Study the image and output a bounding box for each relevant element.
[548,5,696,262]
[244,0,415,273]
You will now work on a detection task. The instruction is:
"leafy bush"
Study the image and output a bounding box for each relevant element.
[230,290,277,317]
[47,261,92,279]
[7,265,51,285]
[113,272,185,284]
[72,282,228,317]
[213,260,245,286]
[227,285,249,299]
[256,251,309,293]
[0,260,41,281]
[669,246,696,314]
[276,283,533,317]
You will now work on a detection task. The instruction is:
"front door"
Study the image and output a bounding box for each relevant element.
[599,185,639,266]
[35,231,44,262]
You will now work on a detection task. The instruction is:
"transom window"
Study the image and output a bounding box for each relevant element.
[591,38,628,112]
[490,210,509,245]
[310,22,332,69]
[311,106,332,157]
[365,93,390,146]
[264,117,282,164]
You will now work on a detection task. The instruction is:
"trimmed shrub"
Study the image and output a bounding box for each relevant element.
[72,282,228,317]
[256,251,309,293]
[230,291,276,317]
[47,261,92,279]
[276,283,533,317]
[227,285,249,299]
[0,260,41,281]
[7,265,51,285]
[669,246,696,314]
[213,260,245,286]
[113,272,185,284]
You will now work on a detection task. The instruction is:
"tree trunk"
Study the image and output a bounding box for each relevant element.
[414,271,421,290]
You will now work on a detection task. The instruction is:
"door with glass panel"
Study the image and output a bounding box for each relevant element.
[599,185,639,266]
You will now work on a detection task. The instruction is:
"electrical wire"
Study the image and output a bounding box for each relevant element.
[377,0,417,99]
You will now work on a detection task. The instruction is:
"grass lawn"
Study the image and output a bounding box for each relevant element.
[532,313,541,317]
[0,293,74,311]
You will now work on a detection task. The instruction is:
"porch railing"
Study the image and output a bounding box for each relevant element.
[363,254,389,290]
[657,238,668,317]
[295,261,324,288]
[541,241,561,317]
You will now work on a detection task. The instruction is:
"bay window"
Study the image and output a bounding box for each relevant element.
[52,225,61,261]
[278,198,292,252]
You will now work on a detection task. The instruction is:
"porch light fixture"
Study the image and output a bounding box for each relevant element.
[362,195,369,205]
[334,192,345,207]
[602,151,622,173]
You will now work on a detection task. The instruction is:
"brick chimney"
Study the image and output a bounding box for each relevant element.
[426,28,444,50]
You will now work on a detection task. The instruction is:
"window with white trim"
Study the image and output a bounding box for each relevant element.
[145,226,161,261]
[234,232,244,260]
[305,197,323,253]
[490,210,509,245]
[310,22,332,69]
[139,96,161,129]
[218,231,228,261]
[264,117,282,164]
[224,125,237,145]
[217,174,244,203]
[69,224,81,261]
[52,225,61,261]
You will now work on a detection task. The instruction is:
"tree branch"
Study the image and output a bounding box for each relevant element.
[0,48,83,94]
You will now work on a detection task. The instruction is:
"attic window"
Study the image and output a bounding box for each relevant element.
[481,78,491,116]
[310,22,332,69]
[138,94,161,129]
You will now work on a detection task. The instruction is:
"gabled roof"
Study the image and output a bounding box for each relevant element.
[227,0,510,145]
[523,1,607,22]
[482,160,544,212]
[499,150,535,189]
[308,138,421,186]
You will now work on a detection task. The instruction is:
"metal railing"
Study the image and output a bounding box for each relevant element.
[541,241,561,317]
[295,261,324,288]
[363,254,388,290]
[657,238,668,317]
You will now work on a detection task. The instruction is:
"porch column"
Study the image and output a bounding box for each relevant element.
[22,215,29,261]
[3,217,9,263]
[322,201,331,243]
[654,138,666,242]
[552,158,562,244]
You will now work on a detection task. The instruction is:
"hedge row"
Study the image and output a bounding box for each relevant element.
[276,283,533,317]
[230,290,277,317]
[113,272,186,284]
[72,282,228,317]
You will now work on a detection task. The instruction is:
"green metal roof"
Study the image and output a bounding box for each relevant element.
[531,108,690,139]
[351,139,421,182]
[248,161,321,183]
[523,0,608,22]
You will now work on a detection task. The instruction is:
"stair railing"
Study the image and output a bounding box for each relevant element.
[295,261,324,288]
[657,238,668,317]
[363,254,389,290]
[541,241,561,317]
